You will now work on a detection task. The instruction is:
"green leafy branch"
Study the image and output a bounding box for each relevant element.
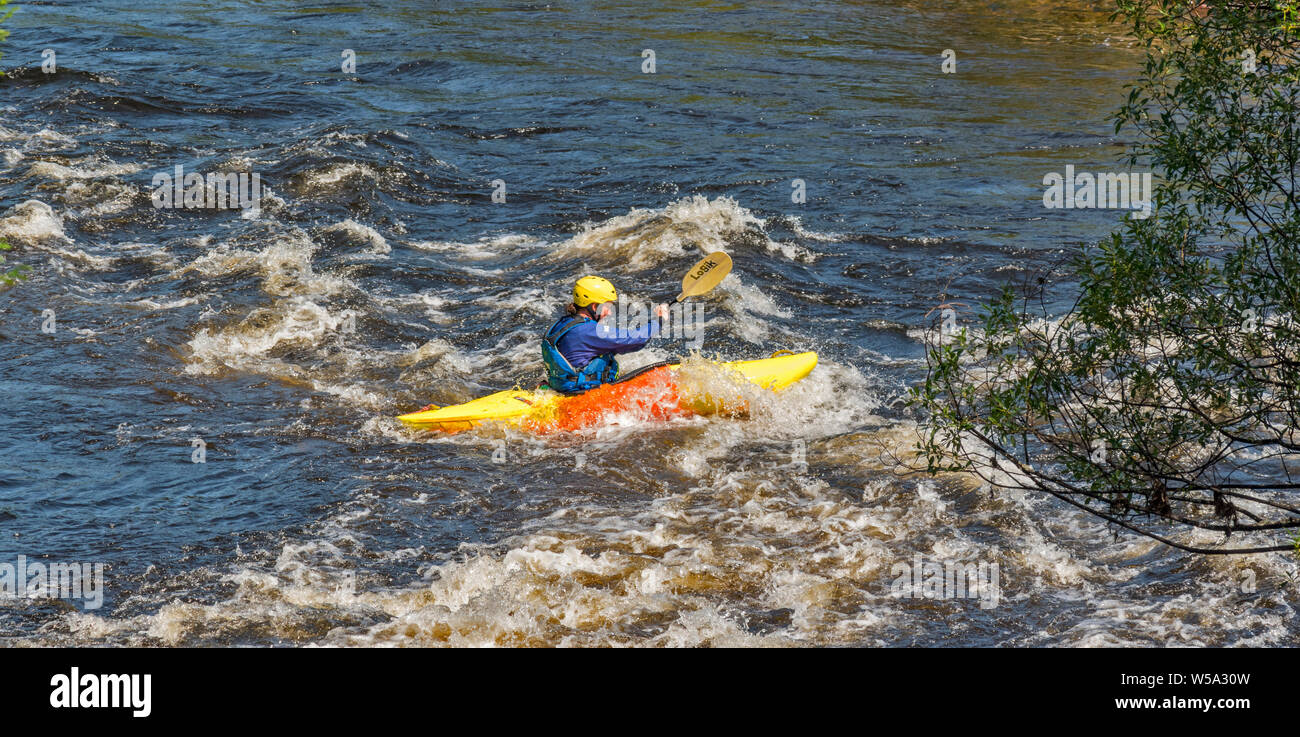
[0,1,13,60]
[0,240,29,286]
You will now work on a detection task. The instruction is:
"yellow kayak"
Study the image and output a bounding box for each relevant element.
[397,351,817,433]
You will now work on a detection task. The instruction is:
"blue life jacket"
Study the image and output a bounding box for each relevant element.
[541,316,619,394]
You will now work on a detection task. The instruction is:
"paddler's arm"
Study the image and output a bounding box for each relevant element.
[590,304,669,354]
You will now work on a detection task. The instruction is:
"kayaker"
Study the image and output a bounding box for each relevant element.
[542,275,669,394]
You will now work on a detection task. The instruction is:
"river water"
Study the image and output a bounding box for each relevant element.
[1,0,1295,646]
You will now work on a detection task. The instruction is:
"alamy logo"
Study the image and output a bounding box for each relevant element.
[889,555,1001,609]
[598,294,705,351]
[0,555,104,610]
[1042,165,1152,219]
[50,668,151,718]
[151,165,264,213]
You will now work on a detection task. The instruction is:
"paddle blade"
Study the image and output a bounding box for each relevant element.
[676,251,732,302]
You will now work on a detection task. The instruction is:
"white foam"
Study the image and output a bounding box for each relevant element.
[177,228,348,297]
[63,180,140,218]
[300,162,379,191]
[0,200,69,243]
[322,219,391,255]
[28,158,142,181]
[554,195,772,270]
[185,296,354,374]
[410,234,538,260]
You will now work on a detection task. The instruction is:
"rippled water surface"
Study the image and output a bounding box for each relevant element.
[1,0,1295,646]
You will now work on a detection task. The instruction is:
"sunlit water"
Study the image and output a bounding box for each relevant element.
[0,0,1294,646]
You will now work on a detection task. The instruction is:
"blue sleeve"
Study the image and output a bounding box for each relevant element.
[588,317,660,354]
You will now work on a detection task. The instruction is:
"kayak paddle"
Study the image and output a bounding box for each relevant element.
[675,251,732,302]
[611,251,732,385]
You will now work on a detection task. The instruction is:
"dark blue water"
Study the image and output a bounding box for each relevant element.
[1,0,1293,646]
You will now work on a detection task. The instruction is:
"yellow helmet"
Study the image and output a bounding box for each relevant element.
[573,275,617,307]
